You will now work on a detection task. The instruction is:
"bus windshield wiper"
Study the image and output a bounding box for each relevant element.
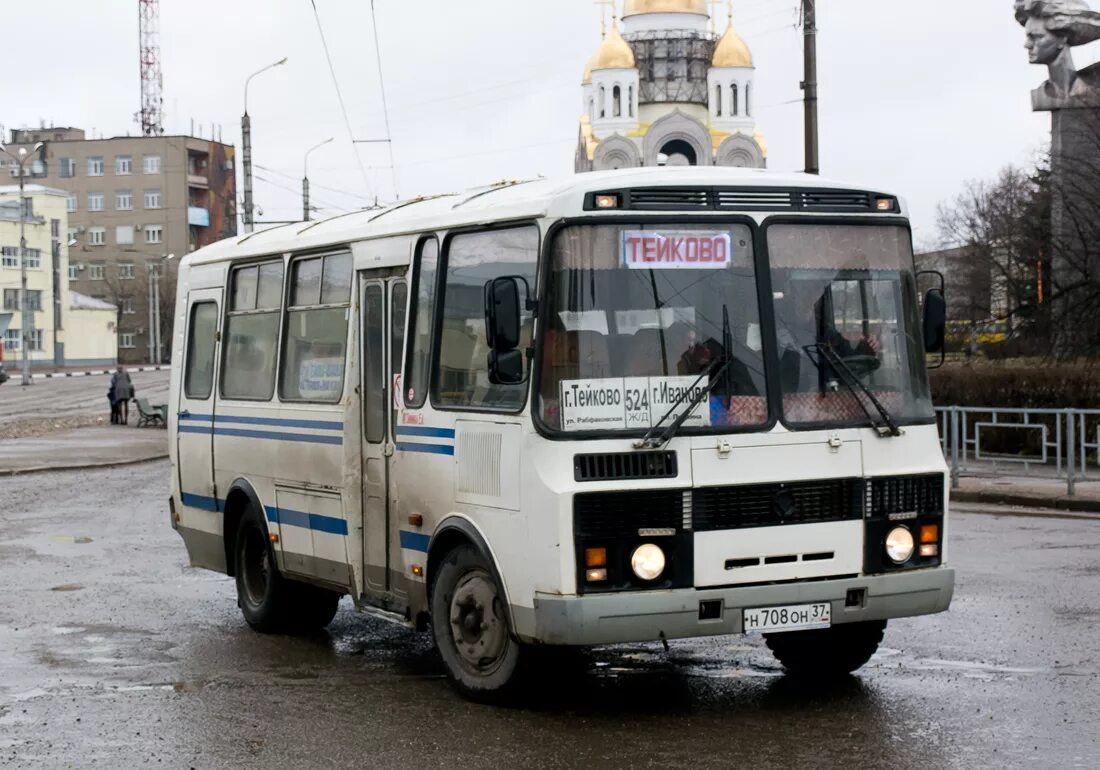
[805,343,901,438]
[634,307,734,451]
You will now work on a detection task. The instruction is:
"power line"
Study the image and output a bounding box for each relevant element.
[370,0,399,200]
[253,172,348,214]
[254,163,374,202]
[309,0,374,200]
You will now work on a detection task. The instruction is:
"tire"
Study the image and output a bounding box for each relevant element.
[234,506,341,634]
[430,544,527,702]
[764,620,886,678]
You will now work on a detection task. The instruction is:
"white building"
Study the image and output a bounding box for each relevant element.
[576,0,767,171]
[0,185,117,372]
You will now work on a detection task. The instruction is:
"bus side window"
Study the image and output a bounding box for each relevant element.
[433,226,539,411]
[279,252,353,403]
[221,260,283,401]
[184,302,219,400]
[404,238,438,408]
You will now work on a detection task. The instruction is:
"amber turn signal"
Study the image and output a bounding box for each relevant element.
[411,564,424,577]
[585,547,607,568]
[920,524,939,544]
[269,533,280,544]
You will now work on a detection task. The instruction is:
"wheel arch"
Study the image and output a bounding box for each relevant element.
[222,478,268,577]
[425,516,514,631]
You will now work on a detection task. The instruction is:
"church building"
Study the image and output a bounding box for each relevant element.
[576,0,766,172]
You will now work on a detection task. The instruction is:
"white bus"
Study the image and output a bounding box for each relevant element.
[168,167,953,699]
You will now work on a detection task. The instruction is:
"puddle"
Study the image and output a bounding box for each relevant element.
[50,584,84,592]
[51,536,94,545]
[51,626,86,635]
[10,688,48,702]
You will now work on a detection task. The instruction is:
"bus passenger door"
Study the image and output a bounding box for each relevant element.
[360,276,406,595]
[176,289,221,516]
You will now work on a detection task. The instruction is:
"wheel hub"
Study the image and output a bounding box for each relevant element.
[449,570,507,672]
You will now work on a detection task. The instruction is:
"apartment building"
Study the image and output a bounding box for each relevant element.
[0,185,67,368]
[7,127,237,363]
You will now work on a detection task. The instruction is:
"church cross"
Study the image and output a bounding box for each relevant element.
[594,0,616,37]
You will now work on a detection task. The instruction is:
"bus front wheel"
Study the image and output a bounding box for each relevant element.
[764,619,886,678]
[430,544,526,701]
[234,506,341,634]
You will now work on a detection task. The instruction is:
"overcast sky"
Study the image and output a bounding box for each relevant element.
[0,0,1073,246]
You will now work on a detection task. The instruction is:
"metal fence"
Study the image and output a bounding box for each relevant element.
[935,406,1100,496]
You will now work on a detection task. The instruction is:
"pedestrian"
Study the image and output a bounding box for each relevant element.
[107,381,120,424]
[110,366,135,425]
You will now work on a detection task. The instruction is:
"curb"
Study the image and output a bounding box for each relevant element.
[2,453,169,476]
[953,489,1100,514]
[28,366,169,381]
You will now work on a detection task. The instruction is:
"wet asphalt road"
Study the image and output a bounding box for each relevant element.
[1,462,1098,769]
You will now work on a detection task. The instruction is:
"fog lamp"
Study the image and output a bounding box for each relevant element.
[585,568,607,583]
[885,526,915,564]
[630,543,666,581]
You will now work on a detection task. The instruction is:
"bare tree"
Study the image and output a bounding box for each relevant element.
[934,165,1051,353]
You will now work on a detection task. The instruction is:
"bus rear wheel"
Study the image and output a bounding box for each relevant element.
[234,507,341,634]
[430,544,526,701]
[764,619,886,678]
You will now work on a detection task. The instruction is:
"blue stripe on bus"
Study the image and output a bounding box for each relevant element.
[265,506,349,536]
[399,530,431,553]
[214,427,344,446]
[396,442,455,456]
[180,413,343,431]
[179,423,341,445]
[395,426,456,439]
[181,493,220,512]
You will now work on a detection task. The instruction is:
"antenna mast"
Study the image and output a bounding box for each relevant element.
[139,0,164,136]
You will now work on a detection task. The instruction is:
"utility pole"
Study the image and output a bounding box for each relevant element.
[242,111,254,233]
[147,268,155,363]
[1,142,44,386]
[153,267,162,363]
[242,58,288,233]
[801,0,819,175]
[303,137,334,222]
[18,156,32,384]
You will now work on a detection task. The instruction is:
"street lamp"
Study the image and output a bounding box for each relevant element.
[0,141,45,386]
[303,138,334,222]
[148,253,176,364]
[241,57,288,234]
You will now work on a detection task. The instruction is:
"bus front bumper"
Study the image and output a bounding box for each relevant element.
[522,567,954,646]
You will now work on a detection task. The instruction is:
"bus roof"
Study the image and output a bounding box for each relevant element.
[184,166,904,268]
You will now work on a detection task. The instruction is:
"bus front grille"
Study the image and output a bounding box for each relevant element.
[574,451,678,482]
[574,490,686,538]
[692,479,863,532]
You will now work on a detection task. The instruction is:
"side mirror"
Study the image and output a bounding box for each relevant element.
[485,277,525,385]
[922,288,946,353]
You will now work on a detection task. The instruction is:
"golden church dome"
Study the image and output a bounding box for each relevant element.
[623,0,708,16]
[590,24,636,71]
[713,17,753,68]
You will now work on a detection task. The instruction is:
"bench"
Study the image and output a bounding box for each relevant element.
[135,398,167,428]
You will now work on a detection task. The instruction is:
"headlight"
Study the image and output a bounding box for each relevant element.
[885,526,915,564]
[630,543,666,581]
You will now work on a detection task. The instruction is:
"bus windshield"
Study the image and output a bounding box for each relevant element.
[538,223,768,433]
[767,223,933,428]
